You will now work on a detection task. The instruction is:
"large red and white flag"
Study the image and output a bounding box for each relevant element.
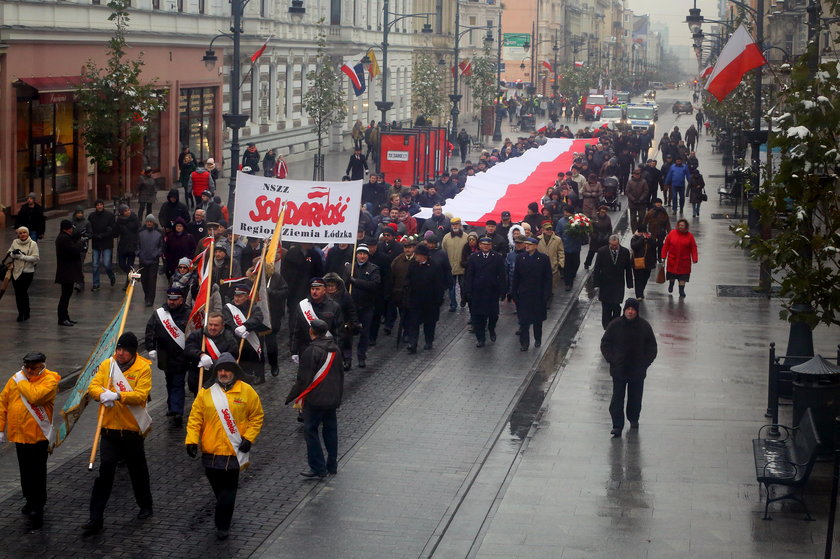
[415,138,591,225]
[704,24,766,101]
[250,35,273,63]
[700,64,714,80]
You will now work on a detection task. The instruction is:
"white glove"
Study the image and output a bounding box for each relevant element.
[100,389,120,405]
[148,350,157,360]
[199,354,213,369]
[0,432,6,443]
[234,325,248,338]
[291,355,300,364]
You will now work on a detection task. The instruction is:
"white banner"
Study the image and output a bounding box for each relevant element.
[232,172,363,243]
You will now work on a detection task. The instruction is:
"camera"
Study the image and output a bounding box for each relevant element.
[11,249,22,256]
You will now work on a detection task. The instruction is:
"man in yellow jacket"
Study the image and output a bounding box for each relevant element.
[83,332,154,537]
[0,351,59,530]
[185,352,263,540]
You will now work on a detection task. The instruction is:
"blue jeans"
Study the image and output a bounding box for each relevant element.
[670,185,685,213]
[91,248,114,287]
[692,202,701,216]
[303,408,338,475]
[448,274,463,309]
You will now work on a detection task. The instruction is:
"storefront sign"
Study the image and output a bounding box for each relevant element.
[386,150,409,161]
[40,92,73,104]
[232,173,363,243]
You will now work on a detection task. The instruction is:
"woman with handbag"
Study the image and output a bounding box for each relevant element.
[661,219,699,298]
[630,224,658,300]
[6,227,40,322]
[688,169,706,218]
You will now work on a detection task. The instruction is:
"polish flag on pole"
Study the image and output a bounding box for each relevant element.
[250,35,273,63]
[700,64,714,80]
[704,24,767,101]
[542,60,553,73]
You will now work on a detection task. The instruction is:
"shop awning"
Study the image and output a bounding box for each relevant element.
[15,76,83,103]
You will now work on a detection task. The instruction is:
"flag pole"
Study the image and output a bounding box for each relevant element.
[88,269,140,471]
[347,240,359,294]
[237,242,268,362]
[198,235,216,391]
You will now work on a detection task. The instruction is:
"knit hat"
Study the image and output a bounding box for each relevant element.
[60,219,73,230]
[623,298,640,313]
[356,244,370,253]
[177,257,191,268]
[528,202,539,212]
[116,332,139,355]
[415,244,430,256]
[211,352,244,381]
[144,214,159,225]
[423,230,436,241]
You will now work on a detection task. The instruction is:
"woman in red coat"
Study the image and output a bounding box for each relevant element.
[661,218,698,298]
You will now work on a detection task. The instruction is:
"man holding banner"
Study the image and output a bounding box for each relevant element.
[83,332,153,537]
[224,281,269,385]
[185,312,239,394]
[0,351,60,530]
[144,287,192,427]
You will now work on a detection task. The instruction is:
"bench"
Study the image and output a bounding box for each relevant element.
[718,173,742,204]
[752,407,821,520]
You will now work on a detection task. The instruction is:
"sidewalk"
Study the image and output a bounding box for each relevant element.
[461,121,838,558]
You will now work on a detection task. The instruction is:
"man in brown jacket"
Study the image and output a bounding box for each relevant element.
[441,218,469,311]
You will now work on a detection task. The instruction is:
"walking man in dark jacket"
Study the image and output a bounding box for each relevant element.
[600,298,657,437]
[285,319,345,478]
[404,245,444,353]
[593,235,634,329]
[14,193,46,241]
[464,238,506,347]
[349,245,380,368]
[115,205,140,289]
[345,147,368,181]
[145,287,192,426]
[511,237,553,351]
[88,199,116,291]
[137,215,163,307]
[55,220,83,326]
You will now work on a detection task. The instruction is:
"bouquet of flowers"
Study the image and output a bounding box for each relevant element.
[566,213,593,242]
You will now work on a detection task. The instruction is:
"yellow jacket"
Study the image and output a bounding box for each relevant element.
[89,356,152,432]
[0,369,60,444]
[537,233,565,273]
[185,380,264,456]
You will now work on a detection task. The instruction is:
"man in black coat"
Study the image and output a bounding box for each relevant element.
[281,243,324,316]
[158,189,190,233]
[241,142,260,174]
[345,147,368,181]
[285,319,345,478]
[223,281,269,384]
[600,298,657,437]
[88,199,116,291]
[15,193,46,241]
[115,205,140,288]
[55,220,83,326]
[348,245,380,368]
[144,287,192,426]
[289,278,344,362]
[511,237,553,351]
[593,234,634,329]
[404,245,444,353]
[463,238,506,347]
[184,312,239,394]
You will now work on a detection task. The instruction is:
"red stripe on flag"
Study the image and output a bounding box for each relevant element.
[705,43,765,100]
[472,139,590,225]
[340,64,362,91]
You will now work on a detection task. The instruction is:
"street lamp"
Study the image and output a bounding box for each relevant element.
[449,0,493,156]
[377,0,435,128]
[492,10,503,142]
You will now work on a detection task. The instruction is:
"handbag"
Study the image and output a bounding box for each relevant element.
[633,244,647,270]
[700,189,708,202]
[655,264,666,284]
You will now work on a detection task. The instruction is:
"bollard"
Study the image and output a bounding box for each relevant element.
[766,343,777,419]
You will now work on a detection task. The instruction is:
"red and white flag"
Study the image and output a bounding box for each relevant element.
[250,35,273,63]
[451,59,472,77]
[542,60,553,73]
[700,64,714,80]
[574,61,585,68]
[414,138,591,225]
[704,24,767,101]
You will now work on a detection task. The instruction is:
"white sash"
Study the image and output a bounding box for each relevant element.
[226,303,261,356]
[209,383,249,467]
[298,299,333,338]
[109,359,153,434]
[205,337,221,360]
[156,307,186,349]
[12,371,54,447]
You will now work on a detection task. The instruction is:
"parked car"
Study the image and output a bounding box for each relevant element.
[672,101,694,114]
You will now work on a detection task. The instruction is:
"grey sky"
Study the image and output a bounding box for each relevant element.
[627,0,721,47]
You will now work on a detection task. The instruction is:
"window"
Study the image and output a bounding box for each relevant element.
[178,87,217,163]
[269,65,278,122]
[152,0,160,8]
[330,0,341,25]
[251,64,260,123]
[199,0,205,14]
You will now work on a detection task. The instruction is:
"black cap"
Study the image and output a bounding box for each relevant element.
[623,298,640,312]
[23,352,46,364]
[415,244,430,256]
[166,287,185,299]
[60,219,73,230]
[501,211,511,218]
[117,332,139,355]
[309,319,329,336]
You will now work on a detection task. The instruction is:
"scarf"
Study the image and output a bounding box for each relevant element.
[8,237,36,279]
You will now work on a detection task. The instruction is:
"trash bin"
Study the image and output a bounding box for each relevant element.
[791,355,840,448]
